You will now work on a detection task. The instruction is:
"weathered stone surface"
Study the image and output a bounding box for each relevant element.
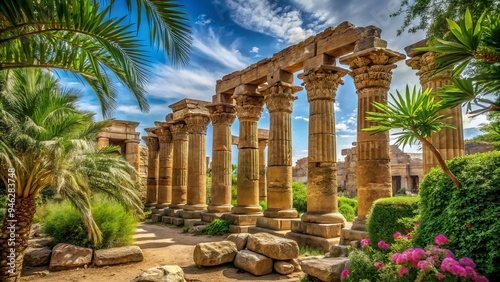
[24,247,51,267]
[193,241,238,266]
[287,258,302,272]
[29,223,45,238]
[301,257,350,282]
[330,245,348,257]
[188,225,206,234]
[28,237,53,248]
[49,243,93,271]
[93,246,143,266]
[233,250,273,276]
[131,265,186,282]
[247,233,299,260]
[285,231,339,253]
[274,261,294,275]
[226,233,250,251]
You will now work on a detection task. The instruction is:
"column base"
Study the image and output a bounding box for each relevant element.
[151,208,165,215]
[351,217,367,231]
[164,208,183,217]
[284,232,339,253]
[291,221,343,238]
[301,212,347,225]
[200,212,228,223]
[169,203,185,209]
[340,228,369,245]
[248,226,289,237]
[145,202,157,208]
[182,204,207,211]
[207,204,233,213]
[156,203,170,209]
[256,217,300,231]
[231,205,262,214]
[180,210,206,219]
[222,213,263,233]
[263,208,298,218]
[144,206,154,213]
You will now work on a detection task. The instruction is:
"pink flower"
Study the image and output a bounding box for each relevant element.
[441,257,456,272]
[398,266,409,276]
[418,260,428,271]
[437,273,445,280]
[459,257,476,269]
[392,253,400,262]
[377,240,390,250]
[360,238,371,248]
[465,266,477,280]
[451,264,466,277]
[341,269,350,279]
[394,232,402,239]
[475,275,489,282]
[435,234,449,245]
[396,253,409,265]
[375,262,384,269]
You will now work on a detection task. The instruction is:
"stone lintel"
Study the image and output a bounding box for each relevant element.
[354,36,387,52]
[154,121,169,129]
[298,65,349,80]
[248,226,289,237]
[302,54,336,74]
[284,232,340,253]
[258,129,269,140]
[255,217,300,231]
[404,39,428,57]
[233,84,259,96]
[291,221,342,238]
[339,47,406,66]
[169,98,211,122]
[267,69,294,85]
[180,210,204,219]
[222,213,263,226]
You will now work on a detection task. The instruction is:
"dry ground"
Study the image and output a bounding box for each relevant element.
[20,222,305,282]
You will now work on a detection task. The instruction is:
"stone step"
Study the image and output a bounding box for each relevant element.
[301,257,350,282]
[183,219,205,228]
[329,244,348,258]
[247,226,289,237]
[151,213,163,222]
[340,228,368,245]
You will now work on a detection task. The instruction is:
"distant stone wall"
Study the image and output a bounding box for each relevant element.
[139,145,148,202]
[465,142,496,155]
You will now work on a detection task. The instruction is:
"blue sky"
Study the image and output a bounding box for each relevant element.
[71,0,486,164]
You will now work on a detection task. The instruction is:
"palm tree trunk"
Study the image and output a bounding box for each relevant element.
[419,137,463,188]
[0,195,37,282]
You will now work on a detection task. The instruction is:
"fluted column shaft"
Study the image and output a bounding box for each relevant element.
[169,122,189,209]
[184,115,211,211]
[262,82,301,218]
[300,66,348,224]
[155,127,173,208]
[258,139,268,201]
[125,140,141,180]
[142,136,159,207]
[232,86,264,214]
[207,104,236,213]
[407,52,464,174]
[341,48,405,230]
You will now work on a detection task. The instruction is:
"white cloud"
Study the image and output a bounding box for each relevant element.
[195,14,212,26]
[334,102,340,112]
[294,115,309,122]
[250,46,259,53]
[192,27,248,69]
[336,122,355,132]
[224,0,316,44]
[117,104,168,115]
[463,113,490,129]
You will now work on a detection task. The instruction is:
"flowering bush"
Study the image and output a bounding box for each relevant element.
[342,233,489,282]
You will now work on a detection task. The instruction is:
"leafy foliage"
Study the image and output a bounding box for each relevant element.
[416,151,500,279]
[366,196,420,245]
[203,219,230,236]
[292,181,308,213]
[339,204,355,222]
[43,197,139,249]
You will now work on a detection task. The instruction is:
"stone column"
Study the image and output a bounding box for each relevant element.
[142,136,159,208]
[406,48,464,174]
[300,64,348,224]
[154,124,174,209]
[258,138,268,202]
[206,103,236,213]
[231,85,264,215]
[169,122,189,209]
[183,114,211,211]
[125,139,141,180]
[261,71,301,219]
[340,47,405,230]
[97,136,109,149]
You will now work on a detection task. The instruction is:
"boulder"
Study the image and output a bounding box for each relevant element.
[234,250,273,276]
[246,233,299,260]
[28,237,53,248]
[93,246,144,266]
[49,243,93,271]
[29,223,45,238]
[131,265,185,282]
[301,257,350,282]
[330,245,349,257]
[226,233,250,251]
[24,247,51,267]
[286,258,302,272]
[193,241,238,266]
[274,261,294,275]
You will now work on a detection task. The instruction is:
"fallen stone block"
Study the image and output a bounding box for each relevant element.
[301,257,350,282]
[49,243,93,271]
[226,233,250,251]
[247,232,299,260]
[274,261,294,275]
[193,241,238,266]
[24,247,51,267]
[131,265,185,282]
[93,245,143,266]
[233,250,273,276]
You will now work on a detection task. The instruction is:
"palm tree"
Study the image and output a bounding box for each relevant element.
[0,69,142,281]
[0,0,192,118]
[364,86,463,188]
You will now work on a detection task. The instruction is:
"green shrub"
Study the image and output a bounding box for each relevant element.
[416,151,500,279]
[292,182,307,213]
[339,204,355,221]
[43,196,139,249]
[203,219,230,235]
[366,196,419,245]
[259,200,267,211]
[299,245,325,256]
[339,196,358,216]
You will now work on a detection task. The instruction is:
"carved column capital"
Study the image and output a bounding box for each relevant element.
[406,52,453,84]
[261,82,301,113]
[185,114,211,134]
[207,103,237,126]
[233,94,265,121]
[142,136,159,152]
[169,122,188,140]
[301,66,348,102]
[154,127,173,143]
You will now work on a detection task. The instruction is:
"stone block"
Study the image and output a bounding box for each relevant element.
[233,250,273,276]
[256,217,296,231]
[228,225,251,233]
[341,228,368,241]
[354,36,387,52]
[179,210,202,219]
[285,232,339,253]
[291,221,342,238]
[28,238,53,248]
[151,208,164,215]
[317,26,363,57]
[330,245,349,257]
[172,218,184,226]
[247,233,299,260]
[183,219,203,228]
[49,243,93,271]
[301,257,350,282]
[247,226,289,237]
[200,212,225,223]
[193,241,238,266]
[222,213,262,226]
[24,247,51,267]
[226,233,250,251]
[287,258,302,272]
[151,213,163,222]
[131,265,185,282]
[93,246,143,266]
[162,216,172,224]
[164,209,183,217]
[350,240,360,249]
[274,261,294,275]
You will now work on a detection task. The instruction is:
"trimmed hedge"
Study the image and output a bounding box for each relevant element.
[366,196,419,245]
[416,151,500,279]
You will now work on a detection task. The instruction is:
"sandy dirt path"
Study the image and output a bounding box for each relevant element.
[21,223,304,282]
